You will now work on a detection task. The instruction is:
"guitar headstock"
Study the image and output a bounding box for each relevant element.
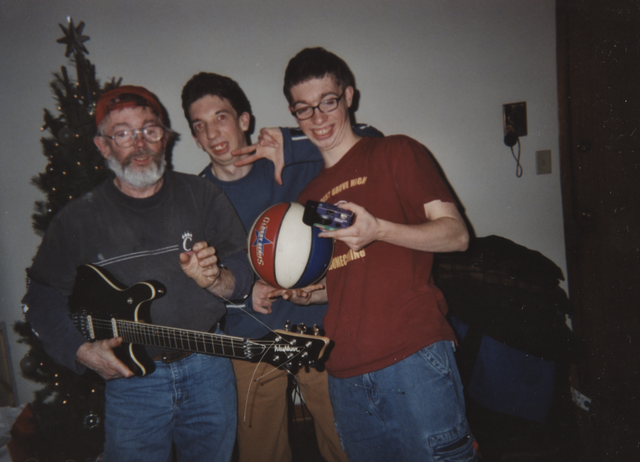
[251,328,331,369]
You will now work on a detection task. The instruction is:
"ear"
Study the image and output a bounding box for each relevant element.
[345,86,355,108]
[239,112,251,132]
[94,136,110,159]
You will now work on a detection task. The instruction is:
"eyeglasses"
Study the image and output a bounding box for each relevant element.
[102,125,165,148]
[291,93,345,120]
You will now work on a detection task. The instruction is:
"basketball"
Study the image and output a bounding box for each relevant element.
[248,202,334,289]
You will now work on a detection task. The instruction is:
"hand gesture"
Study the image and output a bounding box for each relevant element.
[76,338,133,380]
[267,281,327,306]
[232,128,285,185]
[252,279,278,314]
[179,241,222,289]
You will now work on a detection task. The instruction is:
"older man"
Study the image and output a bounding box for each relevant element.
[22,85,253,461]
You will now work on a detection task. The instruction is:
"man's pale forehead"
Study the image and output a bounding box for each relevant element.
[190,98,240,122]
[291,89,342,106]
[106,105,158,118]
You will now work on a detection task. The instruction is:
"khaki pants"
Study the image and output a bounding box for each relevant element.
[232,359,348,462]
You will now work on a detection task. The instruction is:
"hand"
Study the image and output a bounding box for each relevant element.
[232,128,285,185]
[318,202,379,251]
[252,279,277,314]
[179,241,222,289]
[76,338,133,380]
[267,282,327,306]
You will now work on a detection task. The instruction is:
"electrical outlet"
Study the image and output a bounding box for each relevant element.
[536,150,552,175]
[503,102,527,137]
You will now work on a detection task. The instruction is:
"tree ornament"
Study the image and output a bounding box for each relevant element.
[56,18,90,57]
[58,126,75,145]
[83,412,101,430]
[20,355,38,372]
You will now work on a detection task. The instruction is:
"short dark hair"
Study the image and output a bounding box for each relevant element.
[283,48,356,105]
[181,72,253,137]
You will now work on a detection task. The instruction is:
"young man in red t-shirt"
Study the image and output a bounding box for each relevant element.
[261,48,479,462]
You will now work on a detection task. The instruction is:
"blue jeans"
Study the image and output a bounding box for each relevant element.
[328,340,477,462]
[103,353,237,462]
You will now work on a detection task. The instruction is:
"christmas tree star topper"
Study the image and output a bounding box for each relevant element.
[57,17,90,57]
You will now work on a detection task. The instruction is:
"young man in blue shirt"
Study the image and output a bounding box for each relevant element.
[181,72,382,462]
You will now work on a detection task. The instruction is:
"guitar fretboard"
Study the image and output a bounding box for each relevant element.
[92,317,268,360]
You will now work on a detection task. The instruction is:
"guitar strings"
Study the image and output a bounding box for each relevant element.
[217,295,279,335]
[93,316,303,425]
[84,291,308,424]
[86,318,307,364]
[240,351,299,424]
[88,318,288,357]
[218,294,301,423]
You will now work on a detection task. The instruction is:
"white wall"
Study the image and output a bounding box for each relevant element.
[0,0,564,405]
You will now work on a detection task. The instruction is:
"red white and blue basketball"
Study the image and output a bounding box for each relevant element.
[248,202,334,289]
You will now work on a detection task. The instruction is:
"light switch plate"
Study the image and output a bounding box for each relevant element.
[536,150,552,175]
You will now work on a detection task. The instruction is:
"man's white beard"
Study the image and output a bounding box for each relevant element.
[107,148,166,189]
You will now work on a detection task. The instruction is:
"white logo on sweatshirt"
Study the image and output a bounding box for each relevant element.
[182,232,193,251]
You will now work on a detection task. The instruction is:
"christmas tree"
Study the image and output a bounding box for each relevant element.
[13,18,122,461]
[31,18,119,234]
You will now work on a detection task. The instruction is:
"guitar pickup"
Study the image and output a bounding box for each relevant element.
[87,314,95,339]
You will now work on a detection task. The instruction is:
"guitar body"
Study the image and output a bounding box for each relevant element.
[69,264,331,377]
[69,264,165,376]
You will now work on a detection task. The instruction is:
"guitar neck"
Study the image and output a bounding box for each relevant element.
[115,318,252,360]
[69,264,330,375]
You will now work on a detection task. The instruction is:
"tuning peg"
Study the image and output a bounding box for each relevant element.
[284,320,291,331]
[297,323,307,333]
[313,325,320,336]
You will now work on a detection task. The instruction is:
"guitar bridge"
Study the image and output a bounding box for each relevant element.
[70,310,96,340]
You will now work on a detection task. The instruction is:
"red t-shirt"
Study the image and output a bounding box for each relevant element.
[298,135,457,378]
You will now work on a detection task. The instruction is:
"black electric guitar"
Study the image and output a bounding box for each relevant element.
[69,264,330,377]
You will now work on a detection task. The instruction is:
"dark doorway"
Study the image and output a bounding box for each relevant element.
[557,1,640,460]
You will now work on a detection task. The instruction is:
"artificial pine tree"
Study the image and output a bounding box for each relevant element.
[13,18,122,461]
[31,18,120,234]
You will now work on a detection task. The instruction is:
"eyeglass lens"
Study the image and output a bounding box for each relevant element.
[112,126,163,147]
[295,94,343,120]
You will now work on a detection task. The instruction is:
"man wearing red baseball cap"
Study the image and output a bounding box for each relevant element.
[93,85,169,196]
[22,85,253,460]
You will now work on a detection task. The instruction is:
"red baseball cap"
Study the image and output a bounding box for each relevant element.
[95,85,165,128]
